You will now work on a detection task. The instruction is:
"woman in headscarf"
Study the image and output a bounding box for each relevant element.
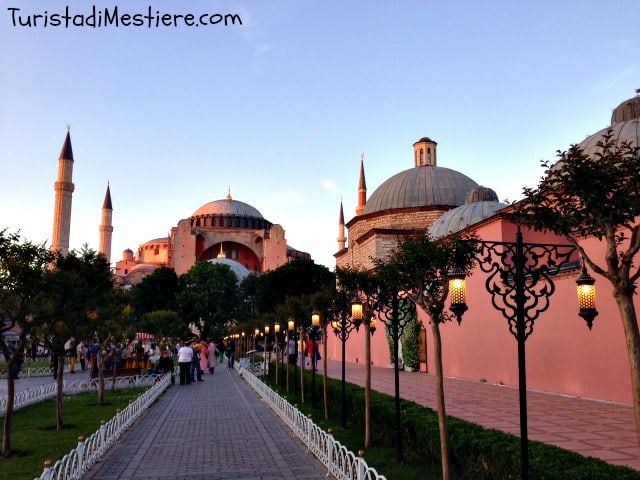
[199,340,209,379]
[207,340,219,374]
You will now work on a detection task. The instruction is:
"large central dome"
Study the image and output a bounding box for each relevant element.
[192,197,264,219]
[363,165,479,214]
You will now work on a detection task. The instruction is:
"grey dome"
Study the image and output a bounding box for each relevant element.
[465,186,499,203]
[193,198,264,219]
[206,258,250,281]
[429,200,506,239]
[363,166,479,215]
[578,94,640,157]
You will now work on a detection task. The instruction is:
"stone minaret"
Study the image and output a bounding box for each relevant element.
[99,183,113,264]
[355,153,367,216]
[337,200,346,251]
[51,129,75,256]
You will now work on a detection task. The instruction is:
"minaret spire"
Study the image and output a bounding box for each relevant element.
[99,182,113,265]
[355,153,367,216]
[337,199,346,251]
[51,129,75,256]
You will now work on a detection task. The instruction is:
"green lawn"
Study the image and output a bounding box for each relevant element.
[0,388,145,479]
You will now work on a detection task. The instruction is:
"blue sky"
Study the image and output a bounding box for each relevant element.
[1,0,638,269]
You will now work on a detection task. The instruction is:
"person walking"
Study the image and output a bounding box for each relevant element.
[198,341,208,380]
[177,341,193,385]
[207,340,219,374]
[226,339,236,370]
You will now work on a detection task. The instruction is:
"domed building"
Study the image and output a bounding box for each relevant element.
[336,137,488,269]
[115,188,310,286]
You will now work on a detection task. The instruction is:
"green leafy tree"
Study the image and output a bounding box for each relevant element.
[512,131,640,446]
[382,233,476,477]
[129,266,179,319]
[39,246,115,418]
[0,230,52,458]
[177,262,241,341]
[140,310,188,339]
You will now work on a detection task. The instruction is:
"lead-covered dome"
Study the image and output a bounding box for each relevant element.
[363,166,479,214]
[193,198,264,218]
[578,92,640,156]
[429,187,506,239]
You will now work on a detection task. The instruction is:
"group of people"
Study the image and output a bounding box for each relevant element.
[176,338,235,385]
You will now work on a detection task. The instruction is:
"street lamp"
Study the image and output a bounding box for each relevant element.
[310,311,321,408]
[263,325,270,377]
[254,328,259,351]
[287,319,298,394]
[448,228,597,480]
[376,291,411,464]
[331,312,357,428]
[274,322,281,385]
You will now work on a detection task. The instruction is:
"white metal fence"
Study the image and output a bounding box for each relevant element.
[0,374,161,417]
[239,365,388,480]
[32,374,171,480]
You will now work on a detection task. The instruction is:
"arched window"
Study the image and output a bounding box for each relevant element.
[420,148,424,165]
[427,148,432,165]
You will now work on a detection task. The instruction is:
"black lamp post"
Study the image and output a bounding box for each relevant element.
[263,325,270,378]
[332,310,359,428]
[376,291,411,465]
[274,322,281,386]
[448,228,597,480]
[309,312,321,408]
[287,319,298,394]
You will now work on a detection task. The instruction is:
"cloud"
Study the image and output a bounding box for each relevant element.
[321,180,338,193]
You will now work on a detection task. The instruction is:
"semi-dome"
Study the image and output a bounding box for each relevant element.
[193,198,264,219]
[207,257,250,281]
[429,188,506,239]
[363,166,479,215]
[578,92,640,156]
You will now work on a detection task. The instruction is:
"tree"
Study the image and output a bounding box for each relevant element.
[140,310,188,339]
[0,230,52,458]
[176,262,241,341]
[386,233,476,479]
[512,130,640,446]
[129,267,179,318]
[40,246,115,417]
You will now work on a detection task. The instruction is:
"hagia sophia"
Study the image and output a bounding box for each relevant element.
[50,91,640,405]
[50,134,311,287]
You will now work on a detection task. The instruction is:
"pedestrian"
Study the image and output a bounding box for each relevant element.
[156,348,175,384]
[77,341,86,371]
[288,336,297,365]
[190,341,204,382]
[207,340,219,374]
[177,341,193,385]
[65,337,77,373]
[199,341,208,379]
[226,339,236,370]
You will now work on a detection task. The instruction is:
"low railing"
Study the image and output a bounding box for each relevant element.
[0,374,160,417]
[33,373,171,480]
[240,365,387,480]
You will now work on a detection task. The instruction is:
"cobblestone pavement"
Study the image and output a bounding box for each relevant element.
[81,368,328,480]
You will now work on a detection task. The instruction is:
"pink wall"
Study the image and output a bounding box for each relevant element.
[327,218,636,405]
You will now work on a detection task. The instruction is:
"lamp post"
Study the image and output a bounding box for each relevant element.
[448,228,597,480]
[254,328,259,351]
[310,311,321,408]
[263,325,270,378]
[376,291,411,464]
[332,309,359,428]
[274,322,281,386]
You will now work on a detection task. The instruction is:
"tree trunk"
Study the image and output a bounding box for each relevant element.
[2,361,16,457]
[430,320,451,480]
[364,322,372,447]
[56,354,65,430]
[615,292,640,448]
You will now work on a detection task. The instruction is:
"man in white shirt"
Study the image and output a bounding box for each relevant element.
[177,341,194,385]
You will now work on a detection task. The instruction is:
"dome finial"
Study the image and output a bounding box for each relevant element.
[226,185,232,200]
[217,243,226,258]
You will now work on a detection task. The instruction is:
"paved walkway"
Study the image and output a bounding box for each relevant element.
[80,368,328,480]
[321,359,640,471]
[4,358,640,476]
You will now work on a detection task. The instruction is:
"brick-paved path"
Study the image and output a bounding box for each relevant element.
[81,368,328,480]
